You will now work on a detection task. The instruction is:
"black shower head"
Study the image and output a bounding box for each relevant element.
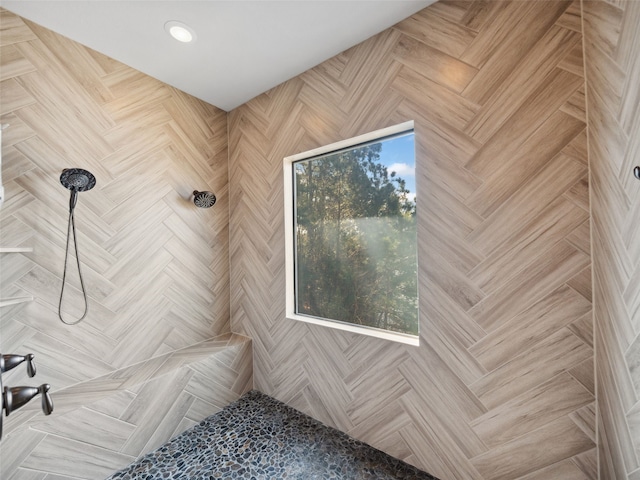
[60,168,96,192]
[193,190,216,208]
[60,168,96,211]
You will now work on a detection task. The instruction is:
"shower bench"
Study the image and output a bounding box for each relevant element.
[1,332,252,479]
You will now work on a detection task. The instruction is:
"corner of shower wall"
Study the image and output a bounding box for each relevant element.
[227,1,598,478]
[582,0,640,479]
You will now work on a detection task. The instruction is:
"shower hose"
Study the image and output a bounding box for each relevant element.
[58,200,89,325]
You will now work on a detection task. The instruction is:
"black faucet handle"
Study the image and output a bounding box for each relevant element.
[26,354,36,377]
[0,354,36,376]
[40,384,53,415]
[3,383,53,416]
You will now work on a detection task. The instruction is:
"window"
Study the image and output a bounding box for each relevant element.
[284,121,418,345]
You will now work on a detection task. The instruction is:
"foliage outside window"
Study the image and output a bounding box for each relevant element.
[284,122,418,345]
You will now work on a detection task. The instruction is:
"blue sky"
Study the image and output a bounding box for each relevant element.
[377,132,416,198]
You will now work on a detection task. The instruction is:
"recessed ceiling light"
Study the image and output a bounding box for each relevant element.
[164,21,196,43]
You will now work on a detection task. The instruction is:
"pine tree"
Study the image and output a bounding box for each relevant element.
[294,140,418,335]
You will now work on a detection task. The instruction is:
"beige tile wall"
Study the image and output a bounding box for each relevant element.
[0,334,252,479]
[0,9,249,479]
[229,1,596,478]
[583,1,640,479]
[8,0,639,478]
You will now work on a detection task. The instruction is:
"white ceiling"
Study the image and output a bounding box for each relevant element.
[3,1,436,111]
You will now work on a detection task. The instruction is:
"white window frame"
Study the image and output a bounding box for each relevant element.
[283,121,419,346]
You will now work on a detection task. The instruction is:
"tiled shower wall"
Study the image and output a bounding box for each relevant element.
[229,1,596,479]
[583,0,640,478]
[9,1,640,479]
[0,10,252,479]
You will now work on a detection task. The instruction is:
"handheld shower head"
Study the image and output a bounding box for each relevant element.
[58,168,95,326]
[60,168,96,192]
[60,169,96,211]
[193,190,216,208]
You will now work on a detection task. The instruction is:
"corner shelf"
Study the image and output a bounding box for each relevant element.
[0,247,33,253]
[0,297,33,308]
[0,247,34,307]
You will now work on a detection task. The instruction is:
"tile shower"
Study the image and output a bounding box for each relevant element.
[1,0,639,479]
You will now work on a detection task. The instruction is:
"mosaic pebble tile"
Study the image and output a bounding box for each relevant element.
[107,390,439,479]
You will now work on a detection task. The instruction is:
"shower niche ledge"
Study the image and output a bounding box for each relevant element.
[0,247,33,253]
[0,297,34,308]
[0,247,34,307]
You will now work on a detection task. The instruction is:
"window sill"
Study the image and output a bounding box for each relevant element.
[286,313,420,346]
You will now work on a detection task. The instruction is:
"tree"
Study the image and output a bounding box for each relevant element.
[294,138,418,335]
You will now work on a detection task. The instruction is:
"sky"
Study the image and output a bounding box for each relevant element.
[377,132,416,199]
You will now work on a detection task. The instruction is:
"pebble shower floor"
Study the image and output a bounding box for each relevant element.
[106,390,439,479]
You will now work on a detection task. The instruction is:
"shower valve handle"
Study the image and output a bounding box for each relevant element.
[0,354,36,377]
[41,384,53,415]
[2,384,53,416]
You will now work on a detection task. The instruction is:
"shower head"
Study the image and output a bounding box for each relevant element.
[60,169,96,192]
[60,168,96,211]
[193,190,216,208]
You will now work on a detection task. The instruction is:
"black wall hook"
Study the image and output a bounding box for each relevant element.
[634,166,640,180]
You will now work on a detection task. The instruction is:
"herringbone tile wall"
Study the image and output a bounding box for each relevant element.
[1,333,252,479]
[10,1,639,479]
[583,1,640,479]
[0,10,250,479]
[229,1,596,479]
